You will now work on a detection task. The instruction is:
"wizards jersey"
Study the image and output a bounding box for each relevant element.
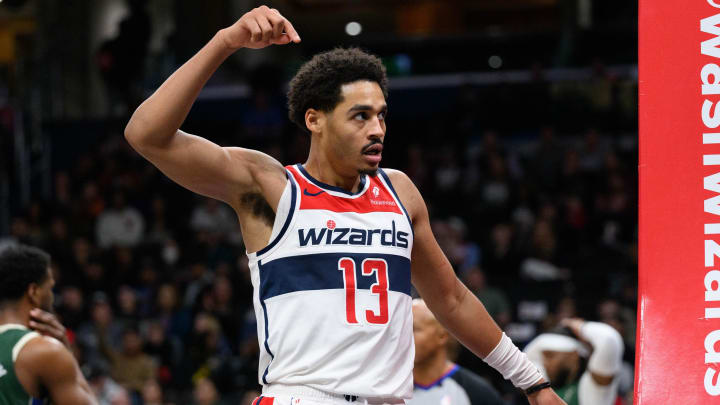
[247,164,415,399]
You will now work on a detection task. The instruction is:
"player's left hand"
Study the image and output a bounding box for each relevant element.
[29,308,70,348]
[527,387,567,405]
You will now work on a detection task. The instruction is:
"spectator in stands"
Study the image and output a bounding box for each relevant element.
[523,318,624,405]
[86,360,132,405]
[193,377,222,405]
[189,198,235,237]
[464,267,511,328]
[77,292,124,365]
[57,285,86,330]
[155,283,192,339]
[95,191,145,249]
[115,285,141,329]
[143,319,180,388]
[141,379,165,405]
[98,324,157,399]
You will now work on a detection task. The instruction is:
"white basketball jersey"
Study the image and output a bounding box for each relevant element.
[247,164,415,399]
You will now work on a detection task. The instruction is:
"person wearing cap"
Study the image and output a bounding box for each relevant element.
[410,299,506,405]
[523,319,624,405]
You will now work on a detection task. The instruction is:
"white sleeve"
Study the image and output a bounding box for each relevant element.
[577,322,624,405]
[578,372,619,405]
[578,321,624,377]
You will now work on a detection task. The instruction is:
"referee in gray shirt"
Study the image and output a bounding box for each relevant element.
[410,299,506,405]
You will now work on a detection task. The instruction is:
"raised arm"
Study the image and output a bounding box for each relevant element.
[124,6,300,205]
[17,337,97,405]
[561,319,624,385]
[386,169,566,405]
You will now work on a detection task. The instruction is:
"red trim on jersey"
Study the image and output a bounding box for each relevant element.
[287,165,403,214]
[259,397,275,405]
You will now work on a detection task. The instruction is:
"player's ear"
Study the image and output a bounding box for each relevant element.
[305,108,324,134]
[26,282,41,306]
[437,328,448,345]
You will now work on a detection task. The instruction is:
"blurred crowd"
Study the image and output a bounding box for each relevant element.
[1,64,637,404]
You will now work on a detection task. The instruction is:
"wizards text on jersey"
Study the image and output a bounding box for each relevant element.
[298,220,410,248]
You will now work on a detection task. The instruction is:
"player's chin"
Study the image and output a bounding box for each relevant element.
[359,160,380,176]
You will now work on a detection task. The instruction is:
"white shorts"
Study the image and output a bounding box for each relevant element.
[257,384,406,405]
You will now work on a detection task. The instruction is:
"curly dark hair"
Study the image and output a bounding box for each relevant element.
[287,47,388,132]
[0,244,50,304]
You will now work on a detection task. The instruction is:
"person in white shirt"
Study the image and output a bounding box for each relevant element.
[524,319,624,405]
[95,192,145,249]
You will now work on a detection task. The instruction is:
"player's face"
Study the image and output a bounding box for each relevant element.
[542,350,579,387]
[412,303,443,365]
[34,267,55,312]
[324,81,387,176]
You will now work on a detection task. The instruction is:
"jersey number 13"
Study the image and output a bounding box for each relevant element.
[338,258,389,324]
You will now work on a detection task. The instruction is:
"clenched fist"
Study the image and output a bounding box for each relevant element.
[221,5,301,50]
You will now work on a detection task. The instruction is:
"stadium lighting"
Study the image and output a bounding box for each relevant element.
[345,22,362,36]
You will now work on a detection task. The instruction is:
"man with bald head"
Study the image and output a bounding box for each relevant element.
[410,299,506,405]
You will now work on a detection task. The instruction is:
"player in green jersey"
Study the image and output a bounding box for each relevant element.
[0,244,96,405]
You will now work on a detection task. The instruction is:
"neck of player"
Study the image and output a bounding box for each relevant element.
[303,153,365,194]
[0,302,31,328]
[414,350,454,386]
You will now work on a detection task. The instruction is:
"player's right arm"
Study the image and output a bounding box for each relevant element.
[19,337,97,405]
[124,6,300,205]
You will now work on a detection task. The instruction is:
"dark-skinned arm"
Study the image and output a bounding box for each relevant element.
[18,337,97,405]
[386,169,566,405]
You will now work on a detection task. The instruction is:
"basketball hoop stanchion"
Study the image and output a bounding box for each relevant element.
[639,0,720,402]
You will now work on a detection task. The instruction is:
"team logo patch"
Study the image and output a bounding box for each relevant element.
[373,186,380,198]
[327,220,336,229]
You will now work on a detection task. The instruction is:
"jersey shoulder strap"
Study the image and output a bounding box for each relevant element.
[0,324,41,405]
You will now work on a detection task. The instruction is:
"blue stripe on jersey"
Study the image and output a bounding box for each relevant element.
[258,260,275,384]
[257,170,298,257]
[296,164,367,196]
[377,168,414,235]
[258,253,411,300]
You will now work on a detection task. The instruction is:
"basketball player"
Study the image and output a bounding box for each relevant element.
[410,299,506,405]
[125,6,565,405]
[0,244,97,404]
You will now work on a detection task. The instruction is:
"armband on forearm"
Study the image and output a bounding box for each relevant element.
[482,332,544,390]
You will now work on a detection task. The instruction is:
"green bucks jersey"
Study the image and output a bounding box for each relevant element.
[555,381,580,405]
[0,324,41,405]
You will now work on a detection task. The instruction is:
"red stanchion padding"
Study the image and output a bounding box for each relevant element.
[638,0,720,402]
